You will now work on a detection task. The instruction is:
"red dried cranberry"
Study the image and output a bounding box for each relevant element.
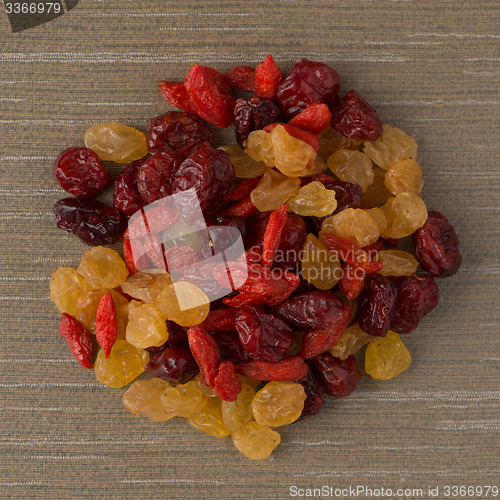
[331,90,383,141]
[276,59,341,119]
[235,305,294,363]
[273,214,307,271]
[233,96,282,146]
[412,211,462,278]
[145,345,198,384]
[146,111,213,156]
[357,274,398,336]
[272,291,346,330]
[212,332,251,363]
[297,368,325,419]
[390,274,439,333]
[54,197,126,246]
[113,159,146,215]
[171,144,235,219]
[310,353,360,398]
[53,147,111,198]
[136,147,185,204]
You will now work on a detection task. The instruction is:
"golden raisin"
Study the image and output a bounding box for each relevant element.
[221,383,255,433]
[365,331,411,380]
[188,403,231,438]
[287,181,337,217]
[231,421,281,460]
[364,207,388,234]
[318,126,362,160]
[380,193,428,239]
[160,379,209,417]
[362,167,392,207]
[49,267,91,316]
[218,144,269,178]
[330,323,377,360]
[250,169,301,212]
[77,246,129,290]
[384,158,424,195]
[122,378,173,422]
[301,233,341,290]
[120,272,172,304]
[327,149,374,192]
[125,303,168,349]
[377,250,419,277]
[244,130,275,167]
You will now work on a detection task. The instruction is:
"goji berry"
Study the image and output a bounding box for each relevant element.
[200,308,237,332]
[225,66,255,92]
[214,360,242,401]
[263,122,320,151]
[158,81,199,115]
[234,356,308,381]
[95,292,118,358]
[218,197,257,218]
[187,326,222,387]
[224,176,263,202]
[339,262,366,300]
[59,313,94,369]
[288,103,332,134]
[262,205,288,268]
[254,54,282,100]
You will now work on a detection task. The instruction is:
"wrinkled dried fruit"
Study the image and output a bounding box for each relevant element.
[287,181,337,217]
[96,292,117,357]
[318,126,363,160]
[244,130,275,167]
[262,205,288,268]
[120,272,173,304]
[225,65,255,92]
[384,159,424,195]
[218,144,268,179]
[50,267,91,316]
[327,149,374,193]
[254,54,282,100]
[77,246,129,290]
[288,103,332,134]
[329,322,377,360]
[161,379,209,417]
[145,344,198,384]
[381,193,428,239]
[59,313,94,368]
[188,326,222,387]
[231,421,281,460]
[310,352,360,397]
[122,378,173,422]
[221,383,255,432]
[235,356,308,381]
[113,159,146,215]
[297,369,325,418]
[365,331,411,380]
[377,250,419,277]
[250,169,301,212]
[158,80,199,115]
[188,403,230,438]
[362,167,392,207]
[214,360,242,402]
[125,303,168,349]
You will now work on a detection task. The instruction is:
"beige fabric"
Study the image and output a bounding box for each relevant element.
[0,1,498,498]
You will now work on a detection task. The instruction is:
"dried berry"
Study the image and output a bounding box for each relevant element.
[365,331,411,380]
[158,80,199,115]
[145,344,198,384]
[53,147,111,198]
[212,332,251,364]
[262,205,288,268]
[54,197,126,246]
[412,211,462,277]
[214,360,242,402]
[200,308,237,332]
[122,378,173,422]
[235,356,308,381]
[95,292,117,358]
[59,313,94,369]
[113,159,146,215]
[225,65,255,92]
[288,103,332,134]
[310,352,360,398]
[254,54,282,100]
[188,326,222,387]
[330,323,377,360]
[297,369,325,419]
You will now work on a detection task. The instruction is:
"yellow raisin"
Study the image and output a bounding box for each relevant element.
[94,340,149,389]
[160,379,209,417]
[365,331,411,380]
[364,207,388,234]
[327,149,374,192]
[188,403,230,438]
[244,130,275,167]
[287,181,337,217]
[221,383,255,433]
[377,250,419,277]
[77,246,129,289]
[218,144,269,178]
[119,272,172,304]
[318,126,362,160]
[320,208,380,248]
[301,233,341,290]
[84,122,148,164]
[384,158,424,195]
[125,303,168,349]
[155,281,209,327]
[251,381,306,427]
[195,374,219,398]
[122,378,173,422]
[231,421,281,460]
[270,124,317,177]
[161,220,203,254]
[362,167,392,207]
[330,323,377,360]
[380,193,428,239]
[49,267,91,316]
[363,124,417,170]
[250,169,301,212]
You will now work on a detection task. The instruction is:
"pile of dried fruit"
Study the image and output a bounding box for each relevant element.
[49,56,462,460]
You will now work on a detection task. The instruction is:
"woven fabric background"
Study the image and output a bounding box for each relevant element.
[0,1,498,499]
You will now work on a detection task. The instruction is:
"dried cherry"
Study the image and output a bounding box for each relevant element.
[310,352,360,398]
[297,369,325,419]
[145,345,198,384]
[113,159,145,215]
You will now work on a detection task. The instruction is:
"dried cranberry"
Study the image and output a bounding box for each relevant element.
[233,96,282,145]
[145,345,198,384]
[200,309,237,332]
[212,332,251,363]
[165,322,189,347]
[273,214,307,271]
[54,197,126,246]
[146,111,213,156]
[113,159,145,215]
[357,274,397,336]
[235,305,294,363]
[412,211,462,278]
[310,353,360,398]
[297,369,325,419]
[136,147,185,204]
[272,291,346,330]
[53,147,111,198]
[390,274,439,334]
[331,90,383,141]
[276,59,341,119]
[171,144,235,220]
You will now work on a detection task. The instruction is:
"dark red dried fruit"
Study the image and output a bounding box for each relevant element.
[184,64,235,128]
[331,90,383,141]
[235,305,294,363]
[298,369,325,419]
[95,292,117,358]
[145,345,198,384]
[224,176,263,202]
[390,274,439,333]
[200,309,237,332]
[288,103,332,134]
[164,321,189,347]
[233,96,282,146]
[273,214,307,271]
[276,59,341,119]
[254,54,282,100]
[113,159,146,215]
[212,332,251,363]
[146,111,213,156]
[214,360,242,402]
[263,122,320,151]
[218,197,257,218]
[54,197,126,246]
[310,353,360,398]
[357,274,398,336]
[158,81,199,115]
[225,65,255,92]
[171,144,235,220]
[413,211,462,278]
[234,356,308,381]
[273,291,346,330]
[59,313,94,369]
[187,326,222,387]
[53,147,111,198]
[136,147,185,204]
